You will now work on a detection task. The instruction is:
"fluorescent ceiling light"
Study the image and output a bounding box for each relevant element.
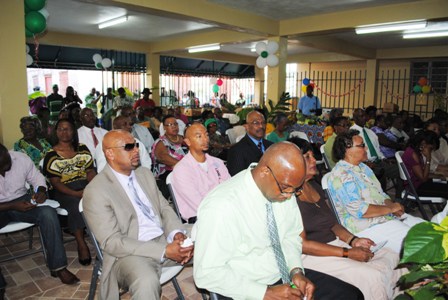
[188,44,221,53]
[98,16,128,29]
[356,20,426,34]
[404,30,448,39]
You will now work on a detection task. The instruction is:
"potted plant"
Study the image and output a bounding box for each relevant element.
[395,217,448,299]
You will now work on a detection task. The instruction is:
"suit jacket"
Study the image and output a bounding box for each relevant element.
[83,165,186,300]
[226,134,273,176]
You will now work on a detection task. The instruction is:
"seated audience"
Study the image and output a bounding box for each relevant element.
[194,142,363,299]
[37,107,53,140]
[0,143,79,284]
[120,107,155,154]
[152,115,188,198]
[213,108,230,136]
[44,119,96,266]
[205,118,231,160]
[324,116,350,169]
[399,110,415,138]
[171,123,230,222]
[327,130,423,253]
[371,114,404,159]
[350,108,400,194]
[267,113,289,143]
[83,130,192,299]
[423,119,448,176]
[14,116,52,168]
[401,130,448,198]
[77,107,108,155]
[290,137,401,300]
[364,105,377,128]
[227,110,273,176]
[323,108,343,142]
[389,115,409,143]
[95,116,152,172]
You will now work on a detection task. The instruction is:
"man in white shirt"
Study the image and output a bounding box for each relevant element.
[77,108,108,155]
[83,130,192,300]
[120,107,155,153]
[95,116,152,172]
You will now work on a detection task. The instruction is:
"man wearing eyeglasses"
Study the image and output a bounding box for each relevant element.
[227,110,273,176]
[194,142,363,300]
[83,130,192,300]
[77,107,108,155]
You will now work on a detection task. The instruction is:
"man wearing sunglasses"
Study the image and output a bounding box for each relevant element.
[94,116,152,173]
[83,130,192,300]
[194,142,363,300]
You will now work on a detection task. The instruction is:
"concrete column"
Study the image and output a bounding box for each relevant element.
[266,36,287,106]
[365,59,378,107]
[0,1,28,147]
[146,53,160,105]
[254,65,265,105]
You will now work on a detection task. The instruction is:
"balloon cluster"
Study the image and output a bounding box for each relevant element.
[212,78,223,93]
[26,44,33,66]
[92,53,113,70]
[24,0,49,38]
[301,78,315,93]
[413,77,431,94]
[255,41,279,68]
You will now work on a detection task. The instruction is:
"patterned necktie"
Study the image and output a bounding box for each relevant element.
[266,201,290,284]
[91,128,99,148]
[128,177,160,226]
[257,141,263,153]
[362,128,378,158]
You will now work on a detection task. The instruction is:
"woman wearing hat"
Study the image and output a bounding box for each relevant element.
[206,118,231,160]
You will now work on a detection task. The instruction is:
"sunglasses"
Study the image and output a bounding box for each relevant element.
[108,142,139,151]
[267,166,303,196]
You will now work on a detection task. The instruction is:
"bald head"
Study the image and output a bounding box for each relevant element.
[245,110,266,140]
[184,123,209,154]
[103,130,140,175]
[253,142,306,202]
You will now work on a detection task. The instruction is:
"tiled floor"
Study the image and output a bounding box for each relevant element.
[0,230,202,300]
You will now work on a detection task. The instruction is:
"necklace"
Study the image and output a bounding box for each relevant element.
[314,202,321,208]
[168,135,180,143]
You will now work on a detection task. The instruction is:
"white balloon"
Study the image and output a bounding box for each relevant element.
[38,8,49,20]
[26,54,33,66]
[256,56,267,69]
[266,41,279,54]
[26,44,30,53]
[92,53,102,63]
[255,42,267,55]
[266,54,279,67]
[102,58,112,68]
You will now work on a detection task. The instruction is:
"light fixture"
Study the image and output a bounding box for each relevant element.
[404,30,448,39]
[355,20,427,34]
[188,44,221,53]
[98,16,128,29]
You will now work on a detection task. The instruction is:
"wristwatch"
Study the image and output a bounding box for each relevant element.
[290,267,304,280]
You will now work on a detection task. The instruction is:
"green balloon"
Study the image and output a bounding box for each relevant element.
[212,84,219,93]
[25,28,33,38]
[25,0,46,11]
[261,51,268,58]
[96,62,103,69]
[25,12,46,34]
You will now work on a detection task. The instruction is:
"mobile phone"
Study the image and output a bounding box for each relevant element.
[371,240,387,253]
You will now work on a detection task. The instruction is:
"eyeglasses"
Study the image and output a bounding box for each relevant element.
[164,122,178,127]
[352,143,366,148]
[208,123,217,127]
[107,142,139,151]
[250,120,266,126]
[266,166,303,196]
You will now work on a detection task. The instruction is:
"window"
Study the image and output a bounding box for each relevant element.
[411,60,448,94]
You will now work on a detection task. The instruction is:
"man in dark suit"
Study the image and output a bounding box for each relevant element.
[227,110,273,176]
[83,130,193,300]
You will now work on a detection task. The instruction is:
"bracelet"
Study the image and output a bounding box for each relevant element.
[348,235,358,246]
[342,247,349,258]
[290,267,304,280]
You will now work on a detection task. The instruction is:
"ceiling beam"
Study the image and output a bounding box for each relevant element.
[98,0,279,36]
[161,51,255,65]
[295,36,376,59]
[287,52,362,63]
[377,45,448,59]
[280,0,448,36]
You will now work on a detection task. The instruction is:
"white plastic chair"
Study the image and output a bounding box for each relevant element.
[395,151,446,220]
[79,199,185,300]
[226,126,246,144]
[289,131,310,142]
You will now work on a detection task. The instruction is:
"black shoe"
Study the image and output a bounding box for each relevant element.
[78,257,92,266]
[0,287,5,300]
[51,268,80,285]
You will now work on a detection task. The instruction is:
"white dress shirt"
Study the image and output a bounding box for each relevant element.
[94,137,152,173]
[77,126,108,155]
[351,124,385,159]
[132,124,154,153]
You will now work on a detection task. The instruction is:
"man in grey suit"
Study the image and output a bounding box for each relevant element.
[83,130,193,300]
